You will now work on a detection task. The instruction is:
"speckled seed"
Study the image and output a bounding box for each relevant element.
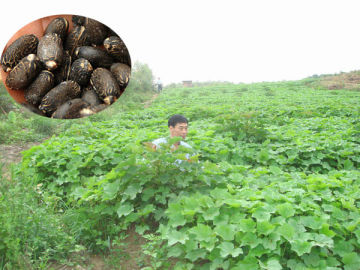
[39,80,81,115]
[81,85,101,106]
[72,15,86,26]
[90,68,120,105]
[69,58,93,86]
[54,50,71,85]
[5,54,42,90]
[64,25,87,57]
[110,63,131,90]
[1,34,39,72]
[25,70,55,106]
[74,46,113,68]
[83,18,109,46]
[52,98,91,119]
[104,36,131,66]
[44,17,69,41]
[37,33,64,70]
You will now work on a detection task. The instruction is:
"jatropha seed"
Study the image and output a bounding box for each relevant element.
[1,15,131,119]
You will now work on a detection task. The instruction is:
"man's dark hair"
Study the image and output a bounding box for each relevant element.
[168,114,188,127]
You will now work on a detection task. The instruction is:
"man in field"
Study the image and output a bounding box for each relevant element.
[152,114,191,151]
[156,77,163,93]
[151,114,197,165]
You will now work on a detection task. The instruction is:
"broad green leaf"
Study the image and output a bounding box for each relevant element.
[343,159,354,170]
[238,218,256,233]
[319,223,336,238]
[223,198,243,208]
[138,204,155,216]
[210,258,230,270]
[214,224,236,241]
[276,203,295,218]
[262,233,280,251]
[252,206,271,221]
[333,240,354,257]
[312,234,334,248]
[218,242,242,258]
[299,216,323,230]
[116,203,133,218]
[302,252,321,267]
[240,232,260,248]
[343,252,360,270]
[203,207,220,221]
[200,238,216,252]
[184,248,207,262]
[257,220,275,236]
[102,180,120,200]
[189,224,214,242]
[353,229,360,244]
[232,255,259,270]
[168,213,187,227]
[167,244,183,257]
[247,244,268,257]
[291,240,313,256]
[277,223,295,241]
[124,182,142,199]
[167,230,189,246]
[261,258,282,270]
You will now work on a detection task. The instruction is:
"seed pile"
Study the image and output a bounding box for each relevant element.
[1,15,131,119]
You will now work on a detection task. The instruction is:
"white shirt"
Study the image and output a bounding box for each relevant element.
[152,137,193,162]
[152,137,192,149]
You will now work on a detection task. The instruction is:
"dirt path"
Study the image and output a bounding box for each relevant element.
[143,93,159,108]
[0,142,41,179]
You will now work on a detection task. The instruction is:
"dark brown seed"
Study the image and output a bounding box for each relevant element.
[74,46,113,68]
[72,15,86,26]
[37,33,64,70]
[44,17,69,41]
[90,68,120,105]
[52,98,91,119]
[104,36,131,66]
[69,58,93,86]
[39,80,81,115]
[54,50,72,85]
[110,63,131,90]
[64,25,87,57]
[5,54,42,90]
[1,34,39,72]
[25,70,55,106]
[81,85,101,106]
[107,27,119,38]
[83,18,109,46]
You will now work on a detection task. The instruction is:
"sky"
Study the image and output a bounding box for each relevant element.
[1,0,360,86]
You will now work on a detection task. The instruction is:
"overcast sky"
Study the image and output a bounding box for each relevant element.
[1,0,360,85]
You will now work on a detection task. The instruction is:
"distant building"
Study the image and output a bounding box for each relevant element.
[182,80,193,87]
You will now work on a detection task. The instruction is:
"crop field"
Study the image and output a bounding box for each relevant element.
[1,79,360,269]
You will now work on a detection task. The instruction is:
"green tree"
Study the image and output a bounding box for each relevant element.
[127,61,155,92]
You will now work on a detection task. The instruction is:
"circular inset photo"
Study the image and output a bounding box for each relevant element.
[0,14,131,119]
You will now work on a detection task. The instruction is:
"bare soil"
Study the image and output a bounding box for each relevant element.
[143,93,159,108]
[314,70,360,90]
[0,142,41,180]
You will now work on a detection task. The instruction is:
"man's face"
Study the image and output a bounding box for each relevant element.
[169,122,188,139]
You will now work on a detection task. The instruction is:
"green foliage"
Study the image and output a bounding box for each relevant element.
[0,165,75,269]
[127,61,155,93]
[0,84,16,114]
[4,79,360,268]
